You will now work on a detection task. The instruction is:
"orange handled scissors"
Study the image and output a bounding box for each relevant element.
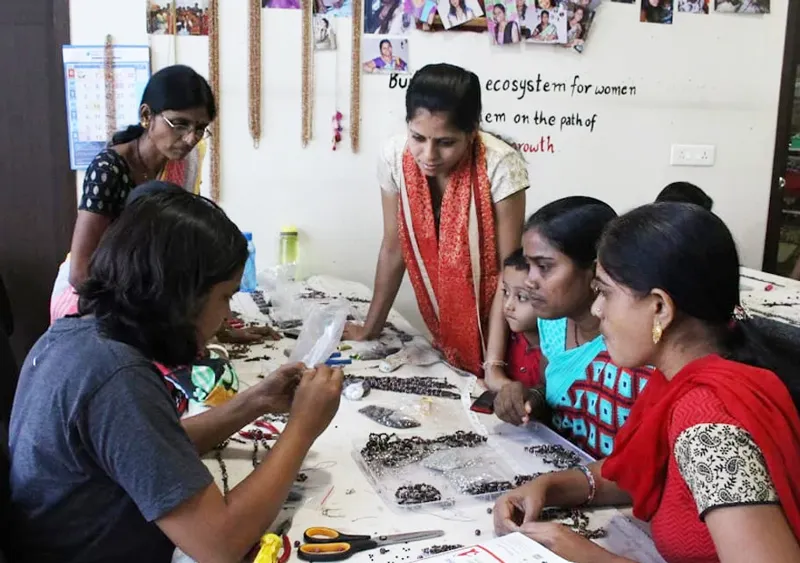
[297,527,444,561]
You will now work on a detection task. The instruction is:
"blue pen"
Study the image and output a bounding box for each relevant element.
[328,352,342,359]
[326,358,352,366]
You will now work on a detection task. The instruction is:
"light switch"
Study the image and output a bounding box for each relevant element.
[670,144,716,167]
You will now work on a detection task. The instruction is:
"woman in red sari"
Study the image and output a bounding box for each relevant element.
[343,63,529,376]
[493,202,800,563]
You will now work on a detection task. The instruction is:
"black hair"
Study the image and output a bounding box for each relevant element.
[598,203,800,408]
[125,180,185,206]
[380,39,392,50]
[541,9,549,16]
[503,248,528,272]
[493,3,506,12]
[406,64,482,133]
[78,186,248,366]
[449,0,468,17]
[655,182,713,211]
[111,65,216,146]
[377,0,401,33]
[523,196,617,269]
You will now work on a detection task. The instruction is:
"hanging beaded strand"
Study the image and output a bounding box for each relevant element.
[248,0,262,147]
[300,0,314,147]
[209,0,221,201]
[350,0,362,152]
[103,35,116,142]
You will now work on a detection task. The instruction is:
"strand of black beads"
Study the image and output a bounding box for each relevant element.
[395,483,442,505]
[214,449,229,496]
[251,440,259,468]
[421,545,464,556]
[513,473,544,487]
[524,444,583,469]
[463,480,514,496]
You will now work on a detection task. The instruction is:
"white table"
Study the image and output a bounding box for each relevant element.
[183,276,664,563]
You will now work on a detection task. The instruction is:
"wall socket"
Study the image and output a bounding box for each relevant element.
[670,144,716,167]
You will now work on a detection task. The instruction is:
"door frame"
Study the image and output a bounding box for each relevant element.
[762,1,800,273]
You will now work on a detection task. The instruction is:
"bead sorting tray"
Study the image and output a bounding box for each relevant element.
[352,437,517,512]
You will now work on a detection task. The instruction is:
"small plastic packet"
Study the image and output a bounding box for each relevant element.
[421,449,478,472]
[288,301,348,368]
[343,378,371,401]
[358,405,421,429]
[446,466,513,496]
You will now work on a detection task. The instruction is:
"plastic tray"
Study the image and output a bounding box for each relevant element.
[352,440,517,512]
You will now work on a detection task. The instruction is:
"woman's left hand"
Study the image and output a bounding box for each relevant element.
[254,362,306,413]
[519,522,621,563]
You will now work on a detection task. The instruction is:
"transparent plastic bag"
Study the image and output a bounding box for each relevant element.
[358,405,421,429]
[288,302,348,367]
[422,449,479,472]
[446,466,513,496]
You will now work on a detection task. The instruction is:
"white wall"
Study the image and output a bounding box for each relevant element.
[69,0,789,331]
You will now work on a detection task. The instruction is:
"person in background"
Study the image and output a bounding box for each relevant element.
[485,249,543,394]
[493,202,800,563]
[50,70,271,344]
[9,190,343,563]
[343,64,529,378]
[655,181,713,210]
[494,197,654,459]
[491,4,521,45]
[50,65,213,324]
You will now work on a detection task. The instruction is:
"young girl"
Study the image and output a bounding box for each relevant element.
[9,190,343,563]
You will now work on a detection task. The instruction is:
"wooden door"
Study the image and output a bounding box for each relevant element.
[0,1,75,361]
[763,2,800,277]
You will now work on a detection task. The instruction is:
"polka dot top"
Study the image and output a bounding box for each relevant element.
[78,149,135,218]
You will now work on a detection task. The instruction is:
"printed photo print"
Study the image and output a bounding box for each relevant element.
[677,0,709,12]
[365,0,414,34]
[408,0,439,26]
[487,1,522,46]
[436,0,485,29]
[314,15,337,50]
[564,1,595,52]
[263,0,300,10]
[714,0,769,13]
[147,1,175,35]
[176,1,209,36]
[314,0,353,18]
[640,0,674,23]
[528,0,568,44]
[362,37,410,74]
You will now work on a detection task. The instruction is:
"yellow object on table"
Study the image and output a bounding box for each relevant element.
[253,534,283,563]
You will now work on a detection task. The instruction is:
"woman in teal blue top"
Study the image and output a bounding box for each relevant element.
[494,197,654,458]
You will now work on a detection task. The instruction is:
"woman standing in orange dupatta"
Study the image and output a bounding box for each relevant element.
[493,203,800,563]
[49,65,214,324]
[343,64,529,376]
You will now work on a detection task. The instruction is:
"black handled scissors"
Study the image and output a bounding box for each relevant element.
[297,526,444,561]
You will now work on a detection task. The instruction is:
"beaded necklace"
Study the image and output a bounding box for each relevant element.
[249,0,262,147]
[209,0,221,201]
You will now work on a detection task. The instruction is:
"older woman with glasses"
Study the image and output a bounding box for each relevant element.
[50,65,215,324]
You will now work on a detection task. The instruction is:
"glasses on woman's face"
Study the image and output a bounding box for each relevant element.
[161,115,212,140]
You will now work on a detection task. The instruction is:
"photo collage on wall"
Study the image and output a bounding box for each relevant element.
[147,1,210,35]
[480,0,601,51]
[633,0,768,24]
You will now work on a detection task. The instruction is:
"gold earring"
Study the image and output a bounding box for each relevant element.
[652,320,663,345]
